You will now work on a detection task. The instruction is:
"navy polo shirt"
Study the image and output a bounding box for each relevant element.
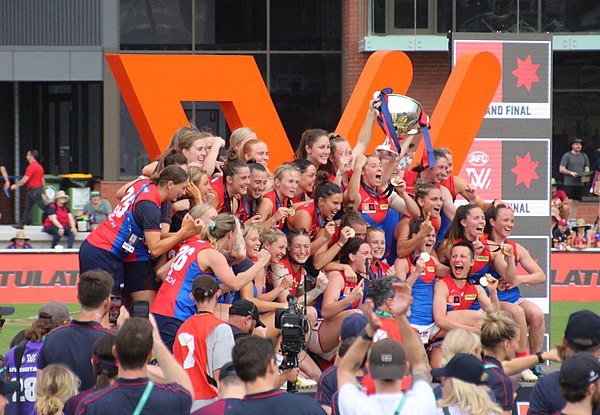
[529,371,600,415]
[193,397,241,415]
[38,320,114,391]
[75,377,192,415]
[229,389,326,415]
[482,355,514,411]
[315,366,338,411]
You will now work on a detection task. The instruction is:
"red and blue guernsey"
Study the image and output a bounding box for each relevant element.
[263,190,291,231]
[359,182,399,258]
[5,340,44,415]
[487,239,520,304]
[152,237,215,322]
[86,180,161,261]
[278,257,304,296]
[440,275,479,312]
[314,272,360,319]
[210,176,237,214]
[407,254,438,326]
[455,237,493,279]
[296,203,325,239]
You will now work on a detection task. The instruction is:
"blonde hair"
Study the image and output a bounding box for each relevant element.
[200,213,238,245]
[480,310,518,351]
[273,163,300,182]
[243,222,259,239]
[187,166,207,185]
[441,329,481,365]
[437,377,503,415]
[260,227,286,245]
[230,127,256,151]
[189,203,216,220]
[35,364,80,415]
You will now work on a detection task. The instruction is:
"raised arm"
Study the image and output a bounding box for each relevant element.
[150,314,194,397]
[201,249,271,292]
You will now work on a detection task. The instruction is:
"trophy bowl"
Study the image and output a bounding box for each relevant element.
[375,94,423,159]
[386,94,422,135]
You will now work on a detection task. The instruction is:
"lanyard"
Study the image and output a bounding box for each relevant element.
[223,185,233,214]
[315,205,326,228]
[393,395,407,415]
[375,310,393,318]
[132,381,154,415]
[361,181,382,199]
[242,195,257,218]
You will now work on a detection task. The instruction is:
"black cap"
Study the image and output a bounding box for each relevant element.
[0,378,20,397]
[368,339,407,380]
[218,362,237,381]
[565,310,600,350]
[431,353,487,385]
[0,306,15,317]
[570,137,583,145]
[228,299,265,328]
[559,353,600,391]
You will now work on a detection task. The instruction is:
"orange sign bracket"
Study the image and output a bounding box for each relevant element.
[106,54,292,168]
[107,51,499,172]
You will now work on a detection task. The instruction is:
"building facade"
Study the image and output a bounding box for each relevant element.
[0,0,598,222]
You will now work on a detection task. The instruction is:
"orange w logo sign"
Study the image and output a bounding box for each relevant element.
[106,51,500,172]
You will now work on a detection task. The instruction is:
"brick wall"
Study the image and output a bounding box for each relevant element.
[342,0,369,106]
[342,0,451,113]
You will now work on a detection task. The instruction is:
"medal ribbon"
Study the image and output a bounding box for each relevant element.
[375,88,402,154]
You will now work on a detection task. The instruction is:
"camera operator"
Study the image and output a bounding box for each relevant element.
[230,336,325,415]
[228,299,266,341]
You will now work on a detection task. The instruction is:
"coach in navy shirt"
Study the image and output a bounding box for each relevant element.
[75,315,193,415]
[38,270,114,391]
[529,310,600,415]
[230,336,325,415]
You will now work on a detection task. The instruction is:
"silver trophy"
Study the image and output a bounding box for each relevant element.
[375,93,423,160]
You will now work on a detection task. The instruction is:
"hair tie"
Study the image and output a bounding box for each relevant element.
[91,354,118,368]
[209,221,216,231]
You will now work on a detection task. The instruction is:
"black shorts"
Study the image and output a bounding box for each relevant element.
[153,313,184,352]
[123,261,159,293]
[563,185,584,201]
[78,240,124,295]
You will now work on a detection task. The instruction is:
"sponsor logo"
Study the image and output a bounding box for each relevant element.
[468,151,489,166]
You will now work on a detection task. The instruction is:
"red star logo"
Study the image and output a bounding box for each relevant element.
[511,55,540,92]
[511,152,539,189]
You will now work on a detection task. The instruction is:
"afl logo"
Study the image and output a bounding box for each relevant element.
[468,151,489,167]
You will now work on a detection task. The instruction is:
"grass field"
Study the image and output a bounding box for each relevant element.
[1,301,599,356]
[0,303,80,355]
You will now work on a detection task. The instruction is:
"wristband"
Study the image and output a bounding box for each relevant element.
[536,352,544,364]
[360,328,374,341]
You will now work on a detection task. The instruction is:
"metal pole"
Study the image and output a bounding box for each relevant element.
[14,82,20,224]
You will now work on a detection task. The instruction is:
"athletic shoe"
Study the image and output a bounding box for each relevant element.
[518,368,538,382]
[532,364,545,379]
[296,376,317,389]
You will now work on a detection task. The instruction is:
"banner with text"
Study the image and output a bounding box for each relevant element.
[551,252,600,302]
[0,253,78,303]
[452,33,552,313]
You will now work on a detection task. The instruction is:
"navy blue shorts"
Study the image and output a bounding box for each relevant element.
[153,313,183,352]
[123,261,159,293]
[79,239,124,295]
